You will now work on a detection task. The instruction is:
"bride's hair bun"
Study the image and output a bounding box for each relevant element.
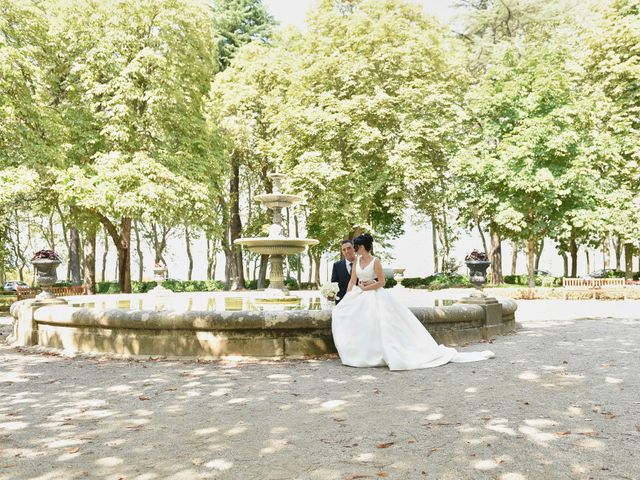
[353,233,374,252]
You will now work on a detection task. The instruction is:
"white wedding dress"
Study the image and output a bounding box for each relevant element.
[331,256,495,370]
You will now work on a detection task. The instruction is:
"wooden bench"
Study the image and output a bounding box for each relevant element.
[562,278,626,289]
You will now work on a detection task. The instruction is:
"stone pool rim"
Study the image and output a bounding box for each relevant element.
[9,296,517,359]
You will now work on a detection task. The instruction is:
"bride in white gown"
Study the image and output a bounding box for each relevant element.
[332,233,494,370]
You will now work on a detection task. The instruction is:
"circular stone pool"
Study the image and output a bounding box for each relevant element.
[9,290,517,359]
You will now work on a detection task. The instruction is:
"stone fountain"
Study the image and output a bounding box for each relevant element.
[235,172,319,299]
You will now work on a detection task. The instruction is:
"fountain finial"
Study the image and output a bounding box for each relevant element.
[268,171,286,194]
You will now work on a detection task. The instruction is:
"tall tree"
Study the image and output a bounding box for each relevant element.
[211,0,276,69]
[50,0,222,292]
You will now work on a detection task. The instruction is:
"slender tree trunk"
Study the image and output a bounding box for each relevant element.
[98,215,132,293]
[477,221,488,256]
[489,228,503,284]
[534,238,544,270]
[257,255,268,289]
[624,243,634,280]
[294,215,302,287]
[440,207,450,269]
[83,228,97,294]
[510,242,518,276]
[185,225,193,281]
[101,226,109,282]
[69,227,82,285]
[55,204,70,280]
[133,221,144,282]
[314,252,321,288]
[526,237,536,288]
[585,249,591,274]
[603,235,610,269]
[229,158,245,289]
[307,253,313,284]
[613,236,622,270]
[431,218,439,273]
[570,237,578,278]
[560,252,568,277]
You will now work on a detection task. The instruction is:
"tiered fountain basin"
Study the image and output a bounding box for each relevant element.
[233,237,318,255]
[9,290,517,359]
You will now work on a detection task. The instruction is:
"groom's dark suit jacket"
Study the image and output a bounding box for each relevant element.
[331,259,353,304]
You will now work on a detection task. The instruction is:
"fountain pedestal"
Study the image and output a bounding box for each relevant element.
[235,172,318,300]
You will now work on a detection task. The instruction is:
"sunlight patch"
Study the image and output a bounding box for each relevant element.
[205,459,233,471]
[355,375,377,381]
[424,413,443,421]
[0,421,28,431]
[224,425,247,436]
[96,456,124,467]
[605,377,623,384]
[353,452,375,462]
[465,387,477,393]
[397,403,430,412]
[473,459,498,470]
[518,371,539,381]
[499,473,527,480]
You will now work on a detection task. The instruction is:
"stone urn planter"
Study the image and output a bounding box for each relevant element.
[465,250,490,296]
[31,250,62,301]
[150,264,169,293]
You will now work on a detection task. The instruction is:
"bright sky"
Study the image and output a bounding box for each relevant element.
[263,0,460,29]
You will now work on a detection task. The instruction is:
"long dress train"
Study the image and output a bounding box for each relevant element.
[331,256,495,370]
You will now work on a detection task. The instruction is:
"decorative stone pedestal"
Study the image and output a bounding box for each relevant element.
[458,295,504,340]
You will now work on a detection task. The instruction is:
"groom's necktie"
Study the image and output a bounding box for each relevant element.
[348,261,353,274]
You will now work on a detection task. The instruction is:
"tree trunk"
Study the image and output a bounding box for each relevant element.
[624,243,634,280]
[431,219,439,273]
[69,227,82,285]
[133,221,144,282]
[98,215,132,293]
[314,252,321,288]
[534,238,544,270]
[294,215,302,287]
[101,227,109,282]
[603,235,610,269]
[526,237,536,288]
[477,221,488,256]
[561,252,568,277]
[258,254,268,289]
[55,204,70,281]
[489,228,503,284]
[229,159,245,289]
[585,249,591,275]
[440,207,451,270]
[185,225,193,281]
[570,237,578,277]
[307,253,313,284]
[83,228,97,294]
[613,236,622,270]
[510,242,518,276]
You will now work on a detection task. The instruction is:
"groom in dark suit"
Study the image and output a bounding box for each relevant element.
[331,239,357,304]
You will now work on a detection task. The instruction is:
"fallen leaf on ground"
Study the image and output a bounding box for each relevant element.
[192,458,203,466]
[138,395,150,401]
[165,388,177,392]
[377,473,389,477]
[577,431,597,437]
[376,442,394,449]
[346,475,372,480]
[556,431,571,436]
[65,447,79,454]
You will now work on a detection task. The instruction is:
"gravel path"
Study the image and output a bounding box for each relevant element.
[0,309,639,480]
